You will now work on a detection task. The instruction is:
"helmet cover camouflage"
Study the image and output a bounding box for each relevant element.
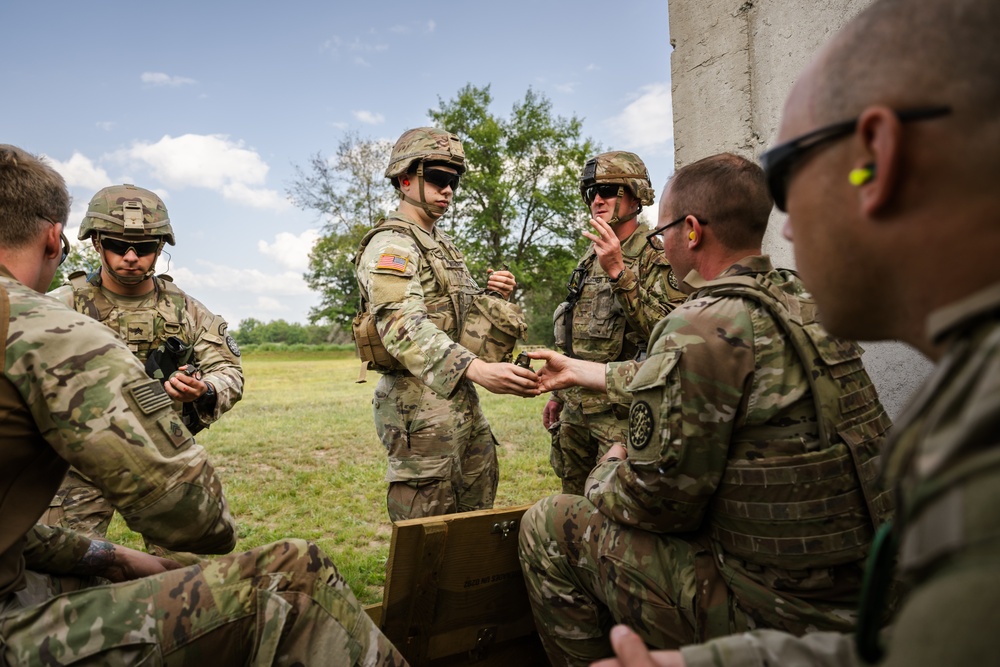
[580,151,655,207]
[385,127,466,181]
[79,184,176,245]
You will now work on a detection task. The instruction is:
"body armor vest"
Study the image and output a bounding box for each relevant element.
[555,241,648,363]
[353,215,524,375]
[697,272,893,569]
[68,272,189,361]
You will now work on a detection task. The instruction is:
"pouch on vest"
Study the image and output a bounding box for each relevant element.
[571,280,627,361]
[458,293,527,363]
[352,310,406,375]
[552,301,570,351]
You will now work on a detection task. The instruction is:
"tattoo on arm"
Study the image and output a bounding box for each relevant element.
[76,539,116,576]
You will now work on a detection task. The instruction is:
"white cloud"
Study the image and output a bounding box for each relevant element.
[253,296,288,313]
[606,83,674,152]
[96,121,114,132]
[257,229,321,272]
[353,110,385,125]
[388,20,434,34]
[353,56,371,67]
[585,63,599,72]
[111,134,288,210]
[330,121,349,130]
[554,82,577,94]
[168,262,311,296]
[46,152,113,190]
[141,72,196,87]
[349,38,388,53]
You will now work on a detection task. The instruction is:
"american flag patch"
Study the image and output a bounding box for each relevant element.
[377,254,408,272]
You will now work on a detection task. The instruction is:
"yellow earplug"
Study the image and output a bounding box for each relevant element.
[688,232,696,241]
[849,166,874,186]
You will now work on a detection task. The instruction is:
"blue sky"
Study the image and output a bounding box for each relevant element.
[2,1,674,327]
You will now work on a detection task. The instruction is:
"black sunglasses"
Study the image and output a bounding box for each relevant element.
[760,106,951,212]
[645,214,707,251]
[422,168,461,192]
[583,183,622,205]
[101,237,161,257]
[41,216,70,265]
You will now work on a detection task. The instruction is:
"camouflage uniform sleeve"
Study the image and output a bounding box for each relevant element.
[21,523,92,574]
[585,296,757,532]
[183,292,244,426]
[46,284,74,308]
[604,359,641,404]
[610,240,686,340]
[358,230,476,397]
[6,290,236,554]
[680,629,858,667]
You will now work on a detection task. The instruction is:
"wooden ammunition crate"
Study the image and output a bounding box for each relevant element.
[366,505,548,666]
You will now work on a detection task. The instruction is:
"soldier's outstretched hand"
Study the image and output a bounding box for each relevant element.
[465,358,539,396]
[590,625,686,667]
[529,349,608,394]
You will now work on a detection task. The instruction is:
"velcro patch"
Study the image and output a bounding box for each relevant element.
[127,378,173,415]
[226,334,241,357]
[158,414,191,449]
[377,254,409,272]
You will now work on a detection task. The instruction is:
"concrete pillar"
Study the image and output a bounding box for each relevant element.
[667,0,932,417]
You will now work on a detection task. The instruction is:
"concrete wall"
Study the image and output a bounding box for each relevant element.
[667,0,932,417]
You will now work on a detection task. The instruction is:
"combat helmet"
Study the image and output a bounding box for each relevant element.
[580,151,655,225]
[79,184,175,245]
[386,127,465,219]
[81,184,173,286]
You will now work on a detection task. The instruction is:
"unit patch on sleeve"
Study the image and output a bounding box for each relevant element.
[377,254,409,272]
[628,401,655,450]
[226,334,241,357]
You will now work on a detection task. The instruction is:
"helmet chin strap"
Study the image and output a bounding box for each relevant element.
[605,185,639,226]
[95,236,160,286]
[399,162,448,219]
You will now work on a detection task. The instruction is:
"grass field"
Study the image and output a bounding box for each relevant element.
[107,350,559,605]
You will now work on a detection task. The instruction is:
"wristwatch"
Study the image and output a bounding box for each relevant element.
[199,382,217,408]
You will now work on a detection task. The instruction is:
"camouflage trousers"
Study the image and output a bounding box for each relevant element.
[518,494,747,667]
[39,468,203,567]
[0,539,407,667]
[550,402,628,496]
[373,373,499,522]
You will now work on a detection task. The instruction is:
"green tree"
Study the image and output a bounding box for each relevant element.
[429,84,597,343]
[289,133,394,329]
[48,242,102,291]
[289,87,597,345]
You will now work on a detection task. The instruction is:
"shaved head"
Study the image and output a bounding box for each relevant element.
[777,0,1000,350]
[816,0,1000,126]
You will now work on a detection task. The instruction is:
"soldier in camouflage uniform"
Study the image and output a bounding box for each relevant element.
[40,184,244,547]
[354,127,537,522]
[0,144,405,665]
[519,153,893,666]
[595,1,1000,666]
[546,151,686,495]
